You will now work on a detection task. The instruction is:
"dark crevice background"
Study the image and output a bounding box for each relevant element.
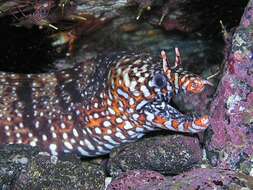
[0,0,249,74]
[0,16,58,73]
[182,0,249,38]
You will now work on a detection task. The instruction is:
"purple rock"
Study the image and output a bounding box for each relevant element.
[106,170,166,190]
[136,168,253,190]
[206,0,253,173]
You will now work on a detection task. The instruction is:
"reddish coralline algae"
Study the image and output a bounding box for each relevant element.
[134,168,253,190]
[207,0,253,173]
[106,170,166,190]
[108,168,253,190]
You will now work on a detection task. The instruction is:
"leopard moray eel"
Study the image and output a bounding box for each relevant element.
[0,48,211,157]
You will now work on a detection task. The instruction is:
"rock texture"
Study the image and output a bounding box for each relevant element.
[106,170,166,190]
[0,145,106,190]
[0,1,252,190]
[107,134,202,176]
[134,168,253,190]
[206,0,253,174]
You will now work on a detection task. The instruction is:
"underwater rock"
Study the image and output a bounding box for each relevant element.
[106,169,166,190]
[206,0,253,174]
[129,0,248,36]
[0,0,118,33]
[135,168,253,190]
[75,0,127,18]
[0,144,105,190]
[107,134,202,177]
[150,0,193,32]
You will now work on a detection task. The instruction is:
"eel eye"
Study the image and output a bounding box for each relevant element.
[154,73,167,88]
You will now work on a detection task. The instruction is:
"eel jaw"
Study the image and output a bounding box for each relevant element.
[139,99,209,133]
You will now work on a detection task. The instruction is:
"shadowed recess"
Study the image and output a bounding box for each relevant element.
[0,16,59,73]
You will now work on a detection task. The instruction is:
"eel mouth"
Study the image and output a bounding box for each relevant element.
[141,98,184,121]
[139,97,209,133]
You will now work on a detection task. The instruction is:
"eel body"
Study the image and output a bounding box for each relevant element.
[0,49,210,156]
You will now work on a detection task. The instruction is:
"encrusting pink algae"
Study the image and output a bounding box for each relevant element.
[207,0,253,173]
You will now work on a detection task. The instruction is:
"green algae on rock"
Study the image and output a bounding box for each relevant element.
[0,144,106,190]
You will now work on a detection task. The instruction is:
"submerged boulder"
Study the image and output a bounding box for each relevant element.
[206,0,253,174]
[135,168,253,190]
[106,169,166,190]
[107,134,202,176]
[0,144,106,190]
